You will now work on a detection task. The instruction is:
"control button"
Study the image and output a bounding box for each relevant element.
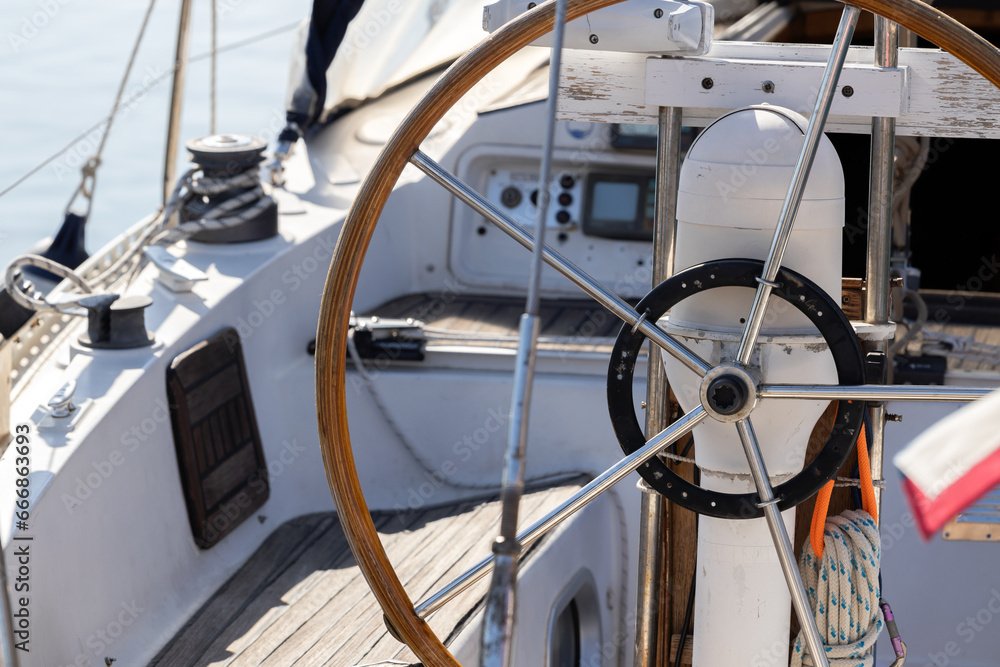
[530,189,539,206]
[500,186,522,208]
[559,174,575,189]
[555,210,571,224]
[558,192,573,207]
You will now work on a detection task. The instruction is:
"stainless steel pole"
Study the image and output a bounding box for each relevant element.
[633,483,665,666]
[634,106,683,667]
[162,0,194,210]
[866,15,899,508]
[653,107,683,283]
[759,384,989,402]
[481,1,570,664]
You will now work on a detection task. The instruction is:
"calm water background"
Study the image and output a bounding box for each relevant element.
[0,0,311,269]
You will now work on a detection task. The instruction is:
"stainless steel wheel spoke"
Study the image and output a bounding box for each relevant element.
[759,384,991,402]
[410,150,711,377]
[735,5,861,365]
[735,418,829,667]
[414,405,708,618]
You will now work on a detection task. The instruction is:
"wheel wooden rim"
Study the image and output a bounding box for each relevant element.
[314,2,1000,665]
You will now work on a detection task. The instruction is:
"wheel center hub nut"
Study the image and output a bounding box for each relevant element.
[707,375,746,414]
[699,365,758,422]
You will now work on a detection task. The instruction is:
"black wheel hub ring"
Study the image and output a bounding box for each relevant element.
[607,259,866,520]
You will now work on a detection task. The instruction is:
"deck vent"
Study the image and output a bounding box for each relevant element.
[943,485,1000,542]
[166,327,269,548]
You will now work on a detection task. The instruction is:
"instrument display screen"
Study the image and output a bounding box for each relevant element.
[583,172,655,241]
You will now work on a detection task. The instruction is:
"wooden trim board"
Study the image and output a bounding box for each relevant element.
[559,42,1000,138]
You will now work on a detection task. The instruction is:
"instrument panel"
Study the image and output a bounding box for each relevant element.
[484,167,655,242]
[484,168,585,231]
[450,145,658,299]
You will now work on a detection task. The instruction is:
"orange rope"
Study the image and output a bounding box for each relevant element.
[855,421,879,525]
[809,420,879,558]
[810,480,835,558]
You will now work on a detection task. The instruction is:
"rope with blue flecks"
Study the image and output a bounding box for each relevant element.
[792,510,883,667]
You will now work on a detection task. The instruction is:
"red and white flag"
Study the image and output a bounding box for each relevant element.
[893,387,1000,539]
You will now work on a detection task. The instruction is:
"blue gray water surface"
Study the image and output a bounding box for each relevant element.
[0,0,310,268]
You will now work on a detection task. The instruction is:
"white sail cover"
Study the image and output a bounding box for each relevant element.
[285,0,486,130]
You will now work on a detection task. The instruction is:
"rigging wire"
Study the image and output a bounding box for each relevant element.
[97,0,158,167]
[64,0,158,217]
[0,20,301,201]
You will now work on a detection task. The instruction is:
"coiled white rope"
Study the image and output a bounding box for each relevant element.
[150,171,271,246]
[791,510,884,667]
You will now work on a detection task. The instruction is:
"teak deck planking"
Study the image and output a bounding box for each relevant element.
[151,480,584,666]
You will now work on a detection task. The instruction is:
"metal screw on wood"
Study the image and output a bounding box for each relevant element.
[701,77,714,89]
[589,33,599,44]
[842,85,855,97]
[762,80,775,93]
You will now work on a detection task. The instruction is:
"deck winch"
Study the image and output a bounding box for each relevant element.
[180,134,278,244]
